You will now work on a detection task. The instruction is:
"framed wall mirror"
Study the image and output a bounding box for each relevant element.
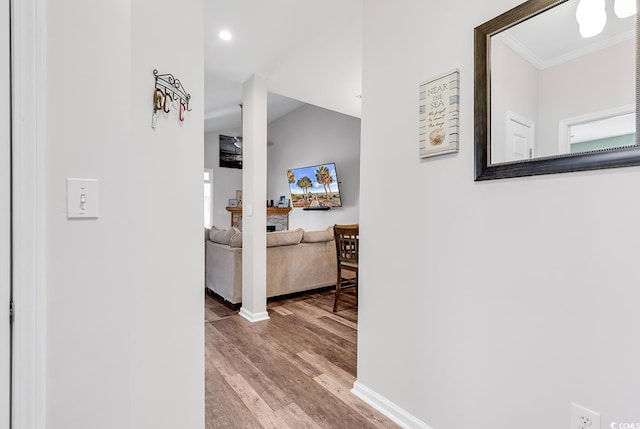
[474,0,639,180]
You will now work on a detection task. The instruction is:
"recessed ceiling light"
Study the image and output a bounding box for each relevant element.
[219,30,232,41]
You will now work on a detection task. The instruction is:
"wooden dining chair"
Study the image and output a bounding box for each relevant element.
[333,224,359,312]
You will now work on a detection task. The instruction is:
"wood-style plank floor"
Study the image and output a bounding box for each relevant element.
[205,289,398,429]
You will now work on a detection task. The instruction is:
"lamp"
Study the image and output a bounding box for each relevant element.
[576,0,607,38]
[614,0,637,18]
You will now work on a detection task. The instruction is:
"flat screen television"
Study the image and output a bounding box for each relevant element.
[286,163,342,208]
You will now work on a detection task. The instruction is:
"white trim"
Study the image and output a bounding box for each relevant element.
[351,381,434,429]
[542,30,635,69]
[238,308,270,323]
[557,104,635,154]
[11,0,45,427]
[1,0,10,424]
[203,168,213,183]
[203,168,214,229]
[495,32,544,70]
[496,29,635,70]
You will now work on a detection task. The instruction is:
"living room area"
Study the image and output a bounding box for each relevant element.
[202,1,369,425]
[202,98,375,425]
[205,97,361,232]
[204,91,362,298]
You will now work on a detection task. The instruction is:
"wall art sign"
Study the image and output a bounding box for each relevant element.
[152,69,191,129]
[419,69,460,158]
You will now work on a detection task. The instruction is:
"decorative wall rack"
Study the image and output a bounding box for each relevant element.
[152,69,191,128]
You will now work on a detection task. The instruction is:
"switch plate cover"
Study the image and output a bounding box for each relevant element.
[67,178,98,219]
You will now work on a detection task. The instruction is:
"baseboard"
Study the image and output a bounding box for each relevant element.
[351,381,434,429]
[238,307,270,323]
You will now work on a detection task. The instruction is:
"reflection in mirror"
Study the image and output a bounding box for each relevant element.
[489,0,636,165]
[566,110,636,154]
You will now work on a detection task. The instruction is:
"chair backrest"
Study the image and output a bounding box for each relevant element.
[334,224,359,264]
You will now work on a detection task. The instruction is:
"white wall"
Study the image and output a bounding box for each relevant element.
[204,129,242,228]
[537,39,635,156]
[207,103,361,232]
[358,1,640,429]
[490,38,539,163]
[45,0,204,428]
[267,104,361,231]
[130,0,204,427]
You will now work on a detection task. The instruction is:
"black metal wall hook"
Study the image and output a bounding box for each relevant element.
[153,69,191,112]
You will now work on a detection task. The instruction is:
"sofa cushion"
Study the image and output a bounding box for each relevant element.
[266,228,303,247]
[209,226,239,245]
[229,231,242,248]
[301,226,334,243]
[204,227,210,242]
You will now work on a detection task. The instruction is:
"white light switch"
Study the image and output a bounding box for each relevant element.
[67,178,99,219]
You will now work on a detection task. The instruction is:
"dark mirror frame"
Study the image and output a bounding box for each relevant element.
[474,0,640,181]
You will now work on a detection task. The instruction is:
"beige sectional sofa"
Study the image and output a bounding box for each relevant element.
[205,226,337,304]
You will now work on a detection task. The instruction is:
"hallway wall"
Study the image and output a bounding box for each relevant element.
[44,0,204,427]
[357,1,640,428]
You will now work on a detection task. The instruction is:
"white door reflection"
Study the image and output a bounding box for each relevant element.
[506,110,535,161]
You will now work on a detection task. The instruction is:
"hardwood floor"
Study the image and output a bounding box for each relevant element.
[205,289,398,429]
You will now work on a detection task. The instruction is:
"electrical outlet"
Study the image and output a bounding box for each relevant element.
[571,403,600,429]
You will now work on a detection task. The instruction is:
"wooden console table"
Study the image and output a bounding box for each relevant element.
[226,206,292,231]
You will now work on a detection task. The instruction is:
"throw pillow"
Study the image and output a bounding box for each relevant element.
[266,228,304,247]
[209,226,236,245]
[301,226,334,243]
[229,230,242,248]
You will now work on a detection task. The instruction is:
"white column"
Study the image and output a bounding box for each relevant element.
[239,75,269,322]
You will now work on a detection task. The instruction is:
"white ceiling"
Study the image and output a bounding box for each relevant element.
[204,0,363,133]
[502,0,635,69]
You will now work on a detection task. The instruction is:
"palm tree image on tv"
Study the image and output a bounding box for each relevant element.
[286,163,342,208]
[296,176,313,200]
[315,165,334,201]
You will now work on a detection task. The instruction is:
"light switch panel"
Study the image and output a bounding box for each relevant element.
[67,178,98,219]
